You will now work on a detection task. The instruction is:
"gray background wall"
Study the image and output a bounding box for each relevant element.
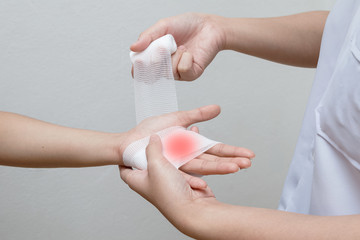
[0,0,336,239]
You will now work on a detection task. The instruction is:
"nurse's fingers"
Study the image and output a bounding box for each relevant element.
[177,52,199,81]
[171,46,186,80]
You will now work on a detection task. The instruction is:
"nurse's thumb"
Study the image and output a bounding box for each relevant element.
[146,134,169,169]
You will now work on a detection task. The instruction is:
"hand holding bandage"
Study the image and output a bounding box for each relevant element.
[122,35,254,174]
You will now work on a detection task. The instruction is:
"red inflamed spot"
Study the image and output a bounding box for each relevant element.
[163,131,198,162]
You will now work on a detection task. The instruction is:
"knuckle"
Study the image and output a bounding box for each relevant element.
[200,160,208,172]
[157,18,168,28]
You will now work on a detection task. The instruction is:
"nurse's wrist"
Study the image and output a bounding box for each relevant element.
[166,198,221,239]
[221,17,248,51]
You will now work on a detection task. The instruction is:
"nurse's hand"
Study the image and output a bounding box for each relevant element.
[120,134,217,227]
[119,105,255,176]
[130,13,226,81]
[121,139,360,240]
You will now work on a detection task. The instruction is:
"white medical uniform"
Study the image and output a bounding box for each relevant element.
[279,0,360,216]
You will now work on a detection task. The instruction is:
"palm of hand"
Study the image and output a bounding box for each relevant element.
[121,111,183,151]
[120,106,254,175]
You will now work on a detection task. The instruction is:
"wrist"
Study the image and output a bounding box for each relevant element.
[220,17,253,52]
[207,15,249,52]
[166,198,221,239]
[203,14,228,52]
[111,131,130,166]
[204,14,235,51]
[221,17,240,51]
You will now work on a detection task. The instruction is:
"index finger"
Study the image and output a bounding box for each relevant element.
[130,19,170,52]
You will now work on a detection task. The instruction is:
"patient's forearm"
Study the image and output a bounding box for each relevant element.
[0,111,123,167]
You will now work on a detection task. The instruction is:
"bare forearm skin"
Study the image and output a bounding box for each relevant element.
[175,198,360,240]
[217,11,329,68]
[0,111,124,168]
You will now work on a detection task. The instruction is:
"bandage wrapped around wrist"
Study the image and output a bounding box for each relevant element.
[124,34,218,170]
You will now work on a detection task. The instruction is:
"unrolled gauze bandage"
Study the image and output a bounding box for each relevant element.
[130,34,178,124]
[125,34,218,170]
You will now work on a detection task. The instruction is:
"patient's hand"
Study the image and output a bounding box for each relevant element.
[119,105,254,175]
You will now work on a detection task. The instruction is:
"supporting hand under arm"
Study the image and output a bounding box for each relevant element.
[121,135,360,240]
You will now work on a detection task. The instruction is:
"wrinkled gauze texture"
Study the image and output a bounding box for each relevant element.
[131,34,178,123]
[125,34,218,170]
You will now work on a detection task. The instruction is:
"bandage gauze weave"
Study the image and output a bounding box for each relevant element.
[131,34,178,123]
[124,34,218,169]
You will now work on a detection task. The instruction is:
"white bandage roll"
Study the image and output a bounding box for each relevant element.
[125,34,219,170]
[130,34,178,124]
